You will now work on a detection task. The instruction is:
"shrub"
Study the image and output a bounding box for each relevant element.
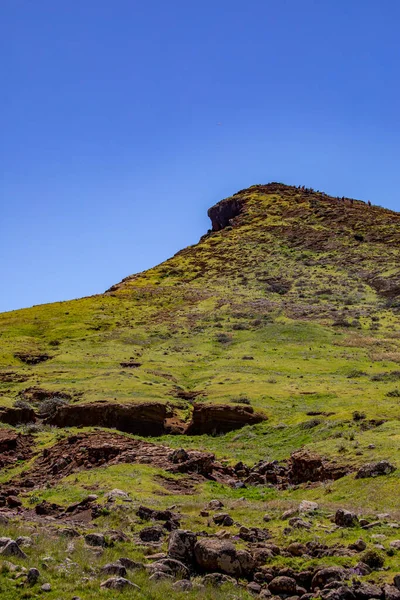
[38,397,69,417]
[13,399,31,410]
[352,411,366,421]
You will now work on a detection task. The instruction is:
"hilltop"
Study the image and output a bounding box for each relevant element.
[0,184,399,599]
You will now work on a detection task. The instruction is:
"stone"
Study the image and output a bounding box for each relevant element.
[202,572,237,586]
[139,526,163,542]
[282,508,298,519]
[41,583,51,592]
[186,403,266,435]
[85,533,106,547]
[101,562,127,577]
[173,579,193,591]
[390,540,400,549]
[299,500,319,514]
[288,517,311,529]
[213,513,234,526]
[208,499,224,510]
[169,448,189,463]
[105,489,130,501]
[168,529,197,564]
[287,542,307,556]
[335,509,358,527]
[352,582,382,599]
[100,577,139,590]
[15,536,32,547]
[268,576,297,595]
[27,568,40,584]
[149,558,190,580]
[194,538,255,578]
[348,539,366,552]
[6,495,22,508]
[248,582,262,594]
[311,567,346,590]
[384,585,400,600]
[355,460,396,479]
[0,541,27,559]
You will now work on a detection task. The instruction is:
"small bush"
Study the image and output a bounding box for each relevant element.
[13,399,31,410]
[386,389,400,397]
[352,411,366,421]
[232,397,252,406]
[38,397,69,417]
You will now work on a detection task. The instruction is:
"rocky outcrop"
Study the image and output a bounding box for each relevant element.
[45,401,169,436]
[207,196,246,231]
[0,407,36,426]
[193,538,255,578]
[355,460,396,479]
[288,449,349,483]
[186,403,266,435]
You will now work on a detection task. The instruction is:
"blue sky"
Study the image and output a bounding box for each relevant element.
[1,0,400,313]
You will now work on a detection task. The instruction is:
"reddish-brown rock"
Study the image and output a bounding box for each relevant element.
[186,403,266,435]
[45,401,168,436]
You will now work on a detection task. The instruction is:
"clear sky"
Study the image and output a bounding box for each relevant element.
[1,0,400,313]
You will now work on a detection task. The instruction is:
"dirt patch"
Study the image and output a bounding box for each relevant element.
[18,387,76,405]
[0,372,29,384]
[0,429,33,468]
[8,432,227,492]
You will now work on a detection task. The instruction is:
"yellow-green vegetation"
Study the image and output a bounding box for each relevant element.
[0,183,400,598]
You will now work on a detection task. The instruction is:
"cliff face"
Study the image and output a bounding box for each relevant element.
[207,196,245,231]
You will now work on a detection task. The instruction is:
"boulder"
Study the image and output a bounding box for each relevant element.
[85,533,106,547]
[352,582,382,599]
[194,538,255,578]
[101,563,127,577]
[202,572,237,586]
[186,403,266,435]
[356,461,396,479]
[213,513,234,527]
[100,577,139,590]
[268,576,297,595]
[168,529,197,564]
[335,509,359,527]
[0,540,27,559]
[384,585,400,600]
[299,500,319,514]
[139,526,163,542]
[311,567,347,590]
[149,558,190,580]
[288,450,348,483]
[27,568,40,585]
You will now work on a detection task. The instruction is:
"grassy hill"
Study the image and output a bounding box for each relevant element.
[0,183,400,599]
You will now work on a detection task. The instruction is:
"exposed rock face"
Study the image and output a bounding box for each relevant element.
[194,538,255,578]
[335,509,359,528]
[168,530,198,565]
[46,401,168,436]
[186,403,266,435]
[355,460,396,479]
[207,196,246,231]
[0,407,36,426]
[288,450,349,484]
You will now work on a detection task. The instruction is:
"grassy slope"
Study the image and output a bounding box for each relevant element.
[0,184,400,597]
